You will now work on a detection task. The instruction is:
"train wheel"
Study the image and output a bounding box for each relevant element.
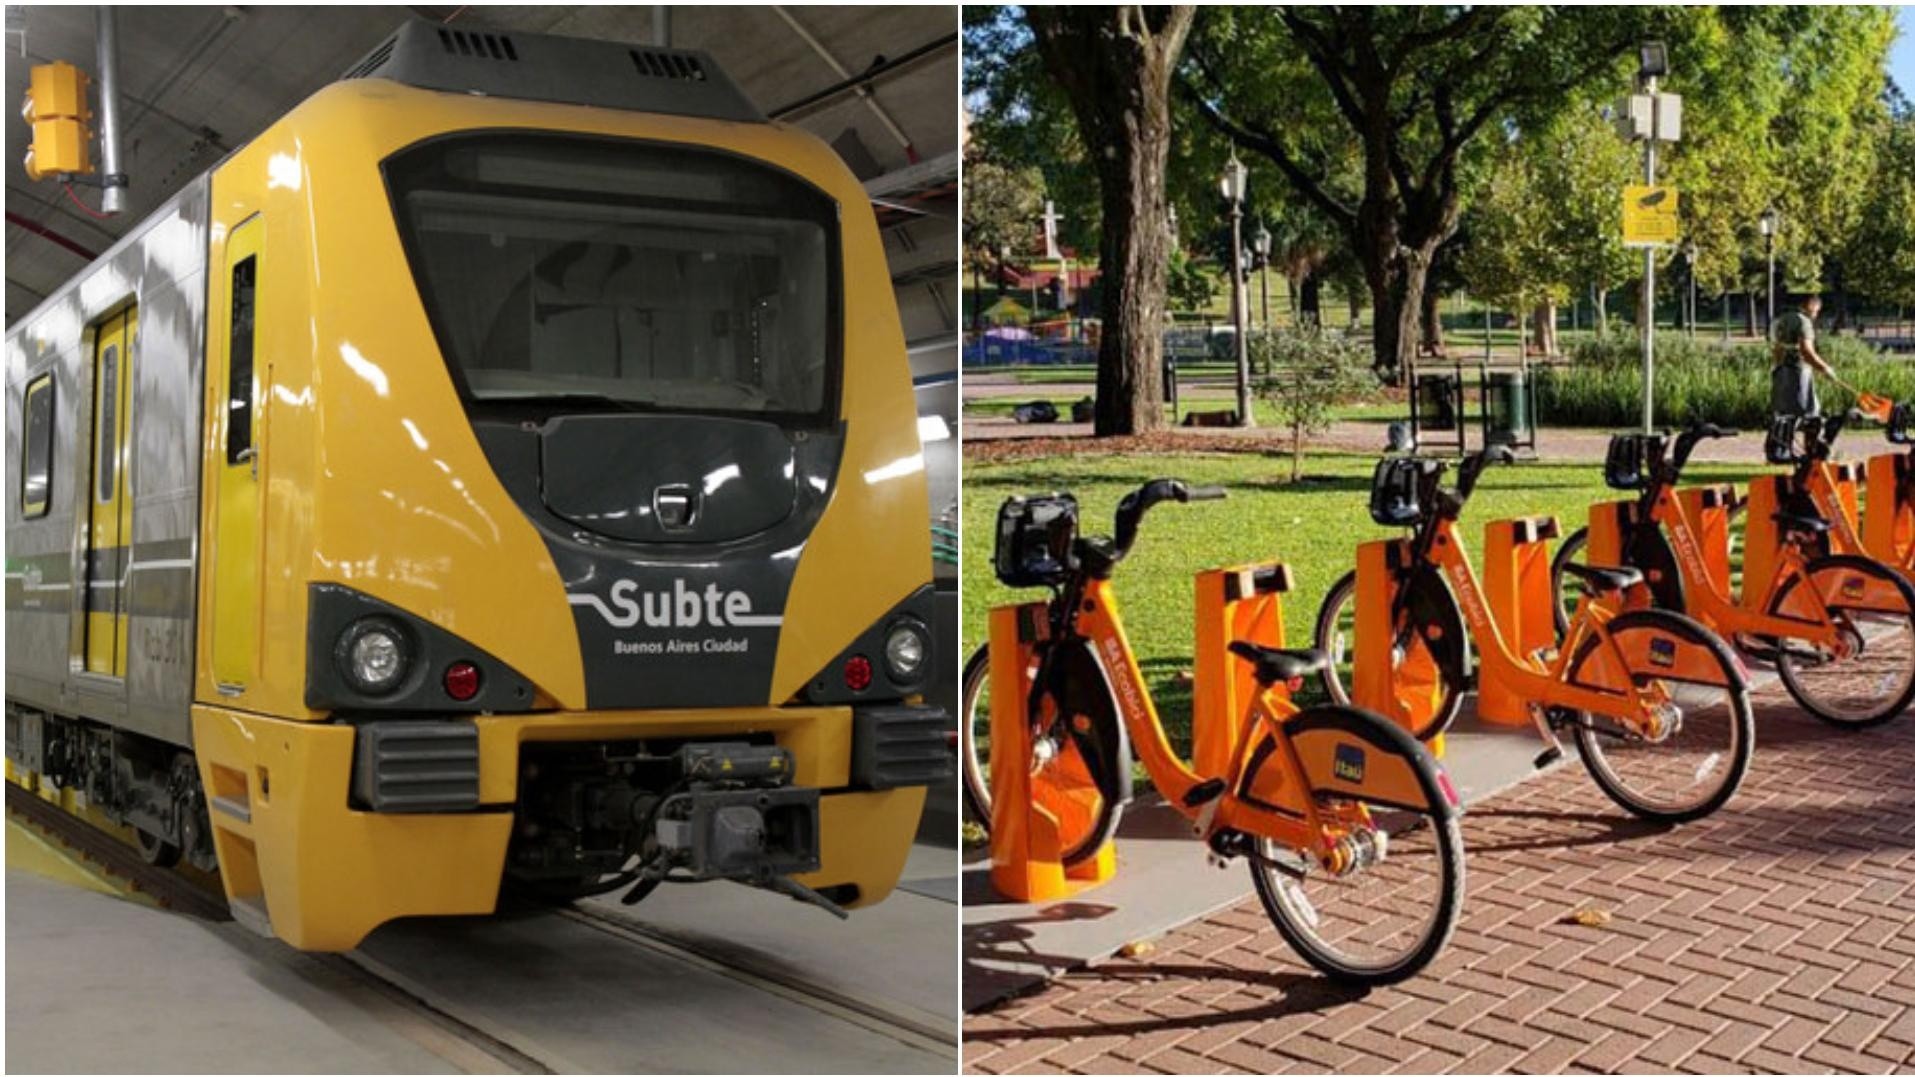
[134,827,182,868]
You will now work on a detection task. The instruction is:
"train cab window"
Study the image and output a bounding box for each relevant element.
[385,133,842,425]
[21,374,53,518]
[226,255,257,464]
[96,346,118,501]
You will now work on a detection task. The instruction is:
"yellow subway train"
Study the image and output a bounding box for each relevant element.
[5,19,948,950]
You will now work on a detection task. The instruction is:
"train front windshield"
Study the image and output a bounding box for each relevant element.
[386,133,841,423]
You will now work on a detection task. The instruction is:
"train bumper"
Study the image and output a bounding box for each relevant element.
[189,702,941,952]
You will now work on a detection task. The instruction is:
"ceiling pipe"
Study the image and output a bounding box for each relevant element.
[771,5,917,162]
[6,210,100,262]
[95,6,126,214]
[770,33,956,125]
[653,5,670,48]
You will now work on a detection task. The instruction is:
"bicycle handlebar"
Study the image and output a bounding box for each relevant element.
[1111,479,1227,559]
[1668,421,1735,481]
[1454,445,1515,504]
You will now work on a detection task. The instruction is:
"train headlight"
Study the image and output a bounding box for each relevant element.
[883,620,929,684]
[337,618,409,696]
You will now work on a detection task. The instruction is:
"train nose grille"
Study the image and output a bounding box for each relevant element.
[351,720,481,813]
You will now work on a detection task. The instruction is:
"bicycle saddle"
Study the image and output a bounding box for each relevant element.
[1559,562,1644,593]
[1227,641,1330,686]
[1772,511,1831,535]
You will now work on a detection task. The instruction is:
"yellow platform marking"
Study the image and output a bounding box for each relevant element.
[5,818,141,901]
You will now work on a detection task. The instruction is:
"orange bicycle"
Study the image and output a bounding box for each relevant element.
[1316,447,1755,822]
[968,480,1464,984]
[1553,416,1915,728]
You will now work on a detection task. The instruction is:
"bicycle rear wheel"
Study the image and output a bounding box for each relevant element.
[1566,609,1753,822]
[1248,706,1465,985]
[1771,555,1915,728]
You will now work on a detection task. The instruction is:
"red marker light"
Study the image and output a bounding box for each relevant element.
[444,661,481,702]
[844,655,873,692]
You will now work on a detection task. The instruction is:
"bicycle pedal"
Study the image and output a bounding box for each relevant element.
[1533,746,1564,769]
[1181,778,1227,808]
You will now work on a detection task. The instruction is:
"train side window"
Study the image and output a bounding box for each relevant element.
[21,374,53,518]
[226,255,257,464]
[96,346,118,501]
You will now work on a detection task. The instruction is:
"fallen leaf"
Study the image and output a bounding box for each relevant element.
[960,821,989,847]
[1119,939,1156,958]
[1566,906,1612,928]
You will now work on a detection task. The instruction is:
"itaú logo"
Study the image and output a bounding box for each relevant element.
[569,579,783,629]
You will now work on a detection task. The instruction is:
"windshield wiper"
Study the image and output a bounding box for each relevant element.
[473,391,659,414]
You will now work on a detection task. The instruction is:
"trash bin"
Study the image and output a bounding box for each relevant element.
[1484,369,1531,446]
[1416,374,1459,431]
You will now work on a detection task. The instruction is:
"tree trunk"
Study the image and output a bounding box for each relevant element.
[1594,286,1609,336]
[1300,274,1322,329]
[1532,300,1559,357]
[1420,283,1446,356]
[1745,289,1759,337]
[972,259,986,335]
[1363,247,1429,385]
[1029,7,1195,436]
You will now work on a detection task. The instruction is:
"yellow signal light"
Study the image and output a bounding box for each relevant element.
[22,61,93,181]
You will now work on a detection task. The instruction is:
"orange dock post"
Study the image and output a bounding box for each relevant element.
[1479,516,1560,725]
[1674,484,1739,597]
[1350,538,1446,754]
[1741,478,1785,613]
[987,603,1116,902]
[1864,453,1914,568]
[1191,562,1289,781]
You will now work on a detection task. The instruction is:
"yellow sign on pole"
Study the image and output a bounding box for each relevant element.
[1622,184,1680,247]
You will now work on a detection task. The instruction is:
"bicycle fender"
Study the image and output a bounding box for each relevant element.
[1569,609,1748,692]
[1283,705,1460,821]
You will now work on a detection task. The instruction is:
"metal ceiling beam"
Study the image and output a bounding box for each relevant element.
[770,6,916,160]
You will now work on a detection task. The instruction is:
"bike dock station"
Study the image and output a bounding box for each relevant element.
[968,559,1321,1010]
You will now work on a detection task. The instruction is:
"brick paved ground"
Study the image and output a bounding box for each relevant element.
[963,686,1915,1074]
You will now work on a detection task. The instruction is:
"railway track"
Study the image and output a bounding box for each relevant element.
[8,784,956,1072]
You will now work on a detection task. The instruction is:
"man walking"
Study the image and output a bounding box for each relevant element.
[1772,294,1831,417]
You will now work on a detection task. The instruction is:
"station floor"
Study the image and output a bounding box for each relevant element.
[6,825,960,1074]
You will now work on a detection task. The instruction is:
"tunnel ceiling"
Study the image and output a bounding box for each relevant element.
[3,5,958,345]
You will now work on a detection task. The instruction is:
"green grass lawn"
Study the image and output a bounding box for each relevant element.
[961,449,1768,767]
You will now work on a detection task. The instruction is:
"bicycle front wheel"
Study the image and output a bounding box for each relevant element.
[959,644,994,826]
[1249,706,1465,985]
[1567,609,1754,822]
[1771,555,1915,728]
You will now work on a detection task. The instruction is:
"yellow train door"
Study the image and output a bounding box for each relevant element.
[210,218,264,690]
[84,307,136,676]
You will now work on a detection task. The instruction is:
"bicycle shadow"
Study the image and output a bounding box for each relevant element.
[1457,806,1673,854]
[965,962,1366,1040]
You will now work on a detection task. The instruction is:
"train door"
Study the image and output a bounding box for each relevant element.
[83,306,137,676]
[210,217,263,690]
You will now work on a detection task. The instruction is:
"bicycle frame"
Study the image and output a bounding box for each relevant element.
[1425,516,1669,727]
[1069,576,1439,854]
[1637,482,1846,647]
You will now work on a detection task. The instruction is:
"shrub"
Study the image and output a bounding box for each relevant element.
[1254,329,1378,480]
[1537,331,1911,428]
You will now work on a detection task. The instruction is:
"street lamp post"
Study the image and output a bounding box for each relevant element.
[1253,222,1273,333]
[1634,41,1671,434]
[1682,240,1698,339]
[1221,155,1252,427]
[1760,207,1779,340]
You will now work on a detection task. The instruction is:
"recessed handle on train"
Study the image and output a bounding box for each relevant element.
[234,446,258,479]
